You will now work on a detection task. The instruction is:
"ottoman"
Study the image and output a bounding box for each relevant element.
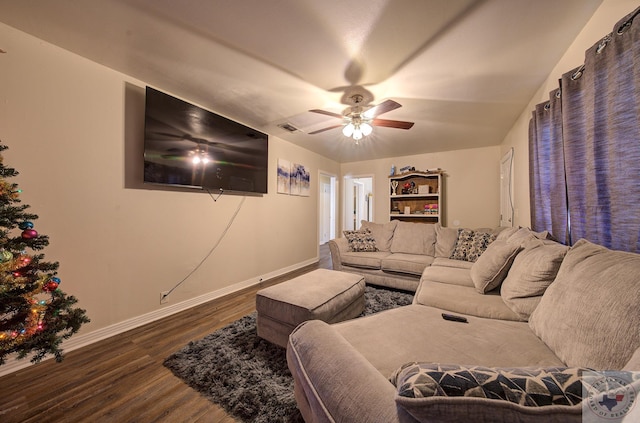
[256,269,365,347]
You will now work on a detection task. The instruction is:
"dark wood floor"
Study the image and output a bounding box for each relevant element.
[0,244,332,422]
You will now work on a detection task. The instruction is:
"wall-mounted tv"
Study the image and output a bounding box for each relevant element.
[143,87,268,194]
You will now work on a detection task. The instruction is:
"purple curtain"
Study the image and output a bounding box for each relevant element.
[529,88,568,245]
[529,6,640,253]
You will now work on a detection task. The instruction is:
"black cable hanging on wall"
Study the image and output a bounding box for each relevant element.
[160,189,246,302]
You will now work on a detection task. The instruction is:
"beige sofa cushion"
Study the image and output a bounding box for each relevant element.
[381,253,434,276]
[390,222,436,255]
[287,320,404,423]
[470,240,522,293]
[340,251,390,269]
[623,347,640,371]
[501,240,568,320]
[435,224,459,257]
[415,282,522,321]
[334,305,564,378]
[420,265,474,287]
[431,257,473,270]
[360,220,398,252]
[529,239,640,370]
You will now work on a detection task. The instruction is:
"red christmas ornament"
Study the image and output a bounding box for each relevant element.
[21,229,38,239]
[43,281,59,292]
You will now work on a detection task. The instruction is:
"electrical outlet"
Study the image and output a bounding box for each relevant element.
[160,291,169,304]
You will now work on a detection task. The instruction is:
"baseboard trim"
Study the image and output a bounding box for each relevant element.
[0,257,318,377]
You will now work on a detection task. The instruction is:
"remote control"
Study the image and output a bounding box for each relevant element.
[441,313,468,323]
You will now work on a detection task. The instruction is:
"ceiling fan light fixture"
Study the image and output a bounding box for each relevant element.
[191,147,211,165]
[308,98,413,140]
[352,128,363,140]
[361,122,373,136]
[342,122,355,137]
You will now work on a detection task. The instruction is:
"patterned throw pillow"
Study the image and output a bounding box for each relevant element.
[390,363,586,407]
[450,229,497,262]
[343,228,377,252]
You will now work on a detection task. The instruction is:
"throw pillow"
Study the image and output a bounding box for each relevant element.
[495,226,519,242]
[500,241,568,320]
[470,240,522,293]
[505,227,555,247]
[359,220,397,252]
[390,362,585,423]
[528,239,640,370]
[391,362,585,406]
[450,229,496,262]
[342,228,377,252]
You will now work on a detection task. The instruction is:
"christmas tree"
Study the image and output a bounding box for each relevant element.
[0,143,89,365]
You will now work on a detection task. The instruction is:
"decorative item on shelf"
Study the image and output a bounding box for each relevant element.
[404,206,411,215]
[390,180,399,195]
[418,185,430,194]
[399,165,415,173]
[391,205,401,214]
[390,165,396,176]
[424,204,439,215]
[401,181,416,194]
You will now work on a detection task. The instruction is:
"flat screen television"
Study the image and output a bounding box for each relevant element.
[143,87,268,194]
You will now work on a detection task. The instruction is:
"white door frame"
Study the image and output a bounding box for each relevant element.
[318,171,337,244]
[343,175,374,231]
[500,148,515,227]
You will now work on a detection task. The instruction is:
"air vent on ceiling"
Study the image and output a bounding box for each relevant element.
[278,123,298,132]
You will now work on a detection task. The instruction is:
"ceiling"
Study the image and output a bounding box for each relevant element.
[0,0,603,163]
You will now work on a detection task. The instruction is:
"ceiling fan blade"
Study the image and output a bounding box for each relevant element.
[308,124,344,135]
[153,131,249,153]
[153,131,210,144]
[153,131,185,139]
[363,100,401,118]
[309,109,344,119]
[371,118,415,130]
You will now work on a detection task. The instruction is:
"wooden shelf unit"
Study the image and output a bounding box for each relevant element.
[389,171,443,224]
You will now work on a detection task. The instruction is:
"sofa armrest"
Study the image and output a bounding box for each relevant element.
[328,238,348,271]
[287,320,416,423]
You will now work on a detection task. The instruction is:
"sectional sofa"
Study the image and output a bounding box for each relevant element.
[329,220,508,292]
[287,222,640,422]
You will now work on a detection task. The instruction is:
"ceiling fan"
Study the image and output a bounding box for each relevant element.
[308,93,414,142]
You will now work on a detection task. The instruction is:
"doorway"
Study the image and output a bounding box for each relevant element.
[318,172,337,244]
[343,175,373,231]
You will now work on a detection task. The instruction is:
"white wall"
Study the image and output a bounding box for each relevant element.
[500,0,639,227]
[0,23,339,349]
[341,146,502,229]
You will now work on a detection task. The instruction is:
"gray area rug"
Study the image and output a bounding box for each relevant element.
[164,285,413,423]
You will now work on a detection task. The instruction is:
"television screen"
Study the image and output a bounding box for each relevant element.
[143,87,268,194]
